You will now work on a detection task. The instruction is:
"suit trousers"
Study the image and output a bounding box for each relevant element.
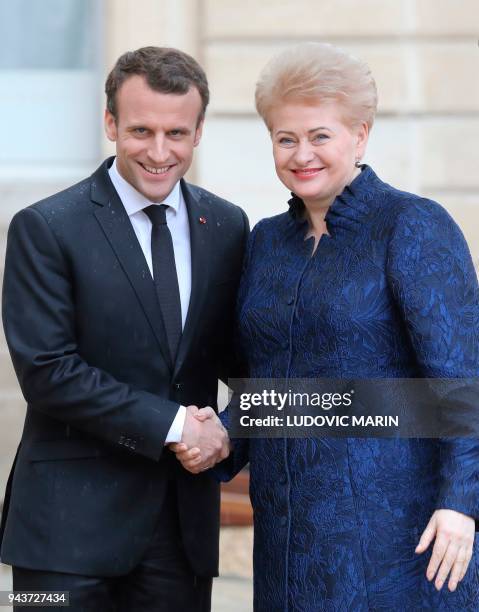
[12,483,212,612]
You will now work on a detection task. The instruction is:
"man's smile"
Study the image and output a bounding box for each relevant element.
[139,162,176,175]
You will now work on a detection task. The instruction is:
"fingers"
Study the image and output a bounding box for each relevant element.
[448,547,467,592]
[433,541,458,590]
[194,412,212,422]
[181,461,202,472]
[175,448,204,473]
[416,516,437,554]
[175,448,201,462]
[459,549,473,582]
[219,440,230,461]
[171,443,218,474]
[169,442,188,453]
[182,458,213,474]
[174,405,229,473]
[426,533,449,584]
[194,406,216,421]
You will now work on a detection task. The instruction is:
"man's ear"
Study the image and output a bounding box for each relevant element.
[104,109,118,142]
[193,120,204,147]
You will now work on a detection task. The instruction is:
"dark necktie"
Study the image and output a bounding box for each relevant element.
[143,204,182,362]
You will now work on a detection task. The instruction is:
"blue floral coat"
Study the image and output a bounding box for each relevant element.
[218,167,479,611]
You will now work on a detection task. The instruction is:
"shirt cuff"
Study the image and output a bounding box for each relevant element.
[164,405,187,444]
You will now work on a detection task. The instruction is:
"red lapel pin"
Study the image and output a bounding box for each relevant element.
[199,216,207,224]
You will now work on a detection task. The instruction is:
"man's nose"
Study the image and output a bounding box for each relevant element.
[148,134,170,164]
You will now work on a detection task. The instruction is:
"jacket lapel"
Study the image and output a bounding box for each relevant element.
[91,159,173,371]
[173,180,212,378]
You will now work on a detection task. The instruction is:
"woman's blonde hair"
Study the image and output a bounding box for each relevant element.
[255,42,378,131]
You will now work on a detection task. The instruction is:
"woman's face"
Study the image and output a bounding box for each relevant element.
[269,100,368,211]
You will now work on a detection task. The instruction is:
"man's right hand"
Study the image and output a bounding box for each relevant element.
[170,406,230,474]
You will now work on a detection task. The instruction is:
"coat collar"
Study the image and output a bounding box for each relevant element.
[287,165,384,240]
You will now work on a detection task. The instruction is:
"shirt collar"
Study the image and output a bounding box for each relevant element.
[108,157,181,217]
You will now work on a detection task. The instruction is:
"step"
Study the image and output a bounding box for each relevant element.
[221,471,253,527]
[219,527,253,580]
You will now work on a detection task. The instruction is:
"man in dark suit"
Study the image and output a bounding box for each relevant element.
[0,46,248,611]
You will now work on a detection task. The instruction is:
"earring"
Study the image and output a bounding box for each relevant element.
[354,159,362,168]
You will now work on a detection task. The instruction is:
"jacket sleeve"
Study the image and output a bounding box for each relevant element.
[387,197,479,520]
[218,206,250,386]
[214,219,266,482]
[2,207,179,461]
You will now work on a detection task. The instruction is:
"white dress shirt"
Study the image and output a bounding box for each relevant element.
[108,159,187,443]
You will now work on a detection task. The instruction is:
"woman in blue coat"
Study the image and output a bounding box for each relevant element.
[173,43,479,611]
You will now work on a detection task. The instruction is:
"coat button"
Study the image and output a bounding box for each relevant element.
[279,475,287,486]
[279,515,288,526]
[287,296,295,305]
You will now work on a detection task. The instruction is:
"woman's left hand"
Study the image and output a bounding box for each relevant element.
[415,509,475,592]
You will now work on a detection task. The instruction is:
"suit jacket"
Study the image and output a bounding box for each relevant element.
[0,157,249,577]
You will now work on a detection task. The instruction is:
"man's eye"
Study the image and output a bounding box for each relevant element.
[134,128,147,134]
[169,130,184,137]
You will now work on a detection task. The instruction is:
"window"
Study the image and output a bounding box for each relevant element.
[0,0,102,178]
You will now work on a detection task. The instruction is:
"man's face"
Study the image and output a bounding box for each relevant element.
[104,75,203,202]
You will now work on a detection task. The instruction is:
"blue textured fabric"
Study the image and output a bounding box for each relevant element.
[218,166,479,611]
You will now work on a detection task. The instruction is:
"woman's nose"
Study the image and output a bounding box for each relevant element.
[293,141,315,166]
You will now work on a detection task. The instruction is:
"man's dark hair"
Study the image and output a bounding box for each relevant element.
[105,46,209,124]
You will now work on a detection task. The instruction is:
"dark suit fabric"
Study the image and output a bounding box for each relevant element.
[0,158,248,579]
[12,483,213,612]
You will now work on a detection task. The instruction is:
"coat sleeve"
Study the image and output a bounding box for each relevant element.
[386,197,479,520]
[2,207,179,461]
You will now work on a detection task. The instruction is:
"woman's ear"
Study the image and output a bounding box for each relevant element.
[356,121,369,159]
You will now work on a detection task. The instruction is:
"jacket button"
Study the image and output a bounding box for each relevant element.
[287,296,295,305]
[279,515,288,526]
[279,475,287,486]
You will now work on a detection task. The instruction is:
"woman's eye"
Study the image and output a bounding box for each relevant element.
[279,137,295,145]
[313,133,329,142]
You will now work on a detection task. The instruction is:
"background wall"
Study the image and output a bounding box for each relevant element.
[0,2,477,604]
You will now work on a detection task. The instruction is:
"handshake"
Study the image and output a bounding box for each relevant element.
[169,405,231,474]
